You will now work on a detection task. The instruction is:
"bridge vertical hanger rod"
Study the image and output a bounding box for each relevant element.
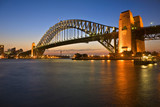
[56,34,57,43]
[60,31,61,41]
[57,31,58,42]
[80,21,82,37]
[81,30,82,38]
[57,32,58,42]
[68,29,69,40]
[54,35,56,43]
[98,24,99,34]
[77,20,79,38]
[105,27,108,33]
[85,21,87,37]
[77,29,79,38]
[62,31,63,41]
[72,29,73,39]
[55,35,57,43]
[92,23,94,35]
[62,30,63,41]
[52,35,54,43]
[67,27,68,40]
[70,29,71,39]
[57,30,59,42]
[74,28,75,39]
[108,27,110,33]
[59,31,60,41]
[58,31,59,42]
[89,22,91,36]
[57,32,59,42]
[73,20,75,39]
[94,23,96,35]
[53,34,54,43]
[62,27,63,41]
[76,29,77,38]
[53,35,54,43]
[100,25,102,35]
[64,28,65,41]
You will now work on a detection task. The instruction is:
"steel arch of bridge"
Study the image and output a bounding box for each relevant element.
[36,19,118,53]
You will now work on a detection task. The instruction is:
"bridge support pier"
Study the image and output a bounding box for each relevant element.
[118,10,145,54]
[31,42,35,57]
[31,42,45,57]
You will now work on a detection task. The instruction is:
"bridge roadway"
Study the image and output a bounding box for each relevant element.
[133,25,160,40]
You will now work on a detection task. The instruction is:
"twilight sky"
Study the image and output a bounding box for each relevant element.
[0,0,160,55]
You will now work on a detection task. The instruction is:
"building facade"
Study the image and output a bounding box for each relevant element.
[0,45,4,55]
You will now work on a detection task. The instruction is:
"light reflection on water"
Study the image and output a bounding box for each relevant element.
[0,59,160,106]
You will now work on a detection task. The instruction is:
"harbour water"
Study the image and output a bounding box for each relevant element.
[0,59,160,106]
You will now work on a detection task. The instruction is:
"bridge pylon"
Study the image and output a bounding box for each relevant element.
[31,42,35,57]
[118,10,145,54]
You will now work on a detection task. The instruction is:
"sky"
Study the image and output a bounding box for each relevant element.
[0,0,160,55]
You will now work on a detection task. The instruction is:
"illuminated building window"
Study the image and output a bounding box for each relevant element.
[122,46,128,51]
[122,26,127,30]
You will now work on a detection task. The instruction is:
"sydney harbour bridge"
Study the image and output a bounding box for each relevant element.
[19,10,160,57]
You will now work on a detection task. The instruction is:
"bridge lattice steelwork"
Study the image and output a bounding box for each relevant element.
[132,25,160,40]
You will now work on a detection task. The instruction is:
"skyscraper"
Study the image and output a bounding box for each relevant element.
[0,45,4,55]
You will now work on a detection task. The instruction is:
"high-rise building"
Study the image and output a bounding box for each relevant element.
[0,45,4,55]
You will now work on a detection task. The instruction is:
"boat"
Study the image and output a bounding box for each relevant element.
[134,54,157,65]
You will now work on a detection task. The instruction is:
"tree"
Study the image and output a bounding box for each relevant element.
[151,51,158,56]
[75,53,82,58]
[82,54,88,57]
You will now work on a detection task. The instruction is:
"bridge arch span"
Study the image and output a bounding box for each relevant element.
[37,19,118,47]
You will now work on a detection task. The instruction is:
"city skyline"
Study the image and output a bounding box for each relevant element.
[0,0,160,55]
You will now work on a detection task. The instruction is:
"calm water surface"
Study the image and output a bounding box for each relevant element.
[0,59,160,107]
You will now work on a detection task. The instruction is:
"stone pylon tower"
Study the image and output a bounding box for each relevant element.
[118,10,145,54]
[133,16,145,52]
[31,42,35,57]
